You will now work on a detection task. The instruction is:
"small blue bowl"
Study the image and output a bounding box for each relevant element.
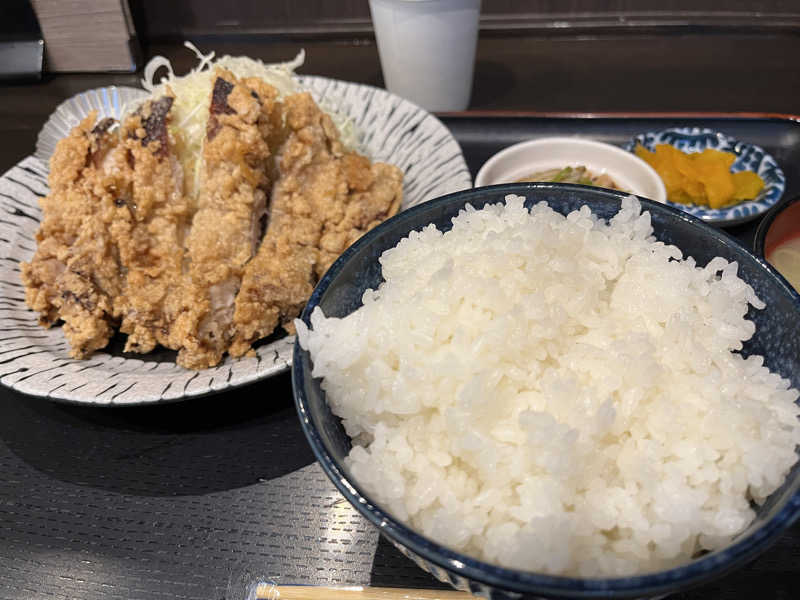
[293,183,800,599]
[624,127,785,226]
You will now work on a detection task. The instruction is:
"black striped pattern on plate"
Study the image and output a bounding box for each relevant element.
[34,86,149,164]
[1,78,472,405]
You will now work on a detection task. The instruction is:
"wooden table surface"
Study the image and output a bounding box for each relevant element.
[1,33,799,600]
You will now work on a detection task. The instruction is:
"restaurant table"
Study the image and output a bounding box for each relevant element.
[2,34,800,600]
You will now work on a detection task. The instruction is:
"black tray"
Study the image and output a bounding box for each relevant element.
[1,113,799,600]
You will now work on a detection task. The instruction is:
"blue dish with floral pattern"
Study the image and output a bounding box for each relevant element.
[624,127,785,226]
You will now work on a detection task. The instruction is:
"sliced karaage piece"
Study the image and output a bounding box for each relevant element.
[21,112,125,358]
[173,70,282,369]
[228,92,402,357]
[109,96,193,354]
[315,153,403,277]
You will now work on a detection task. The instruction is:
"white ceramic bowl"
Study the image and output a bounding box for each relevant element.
[474,136,667,203]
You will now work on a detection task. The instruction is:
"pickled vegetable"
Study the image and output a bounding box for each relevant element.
[634,143,764,209]
[516,165,622,190]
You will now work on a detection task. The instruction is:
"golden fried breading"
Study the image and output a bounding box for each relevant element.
[111,96,192,354]
[21,113,124,357]
[173,70,281,369]
[315,154,403,277]
[228,92,402,357]
[23,74,404,369]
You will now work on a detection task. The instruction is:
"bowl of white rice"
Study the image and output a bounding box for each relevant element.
[292,183,800,599]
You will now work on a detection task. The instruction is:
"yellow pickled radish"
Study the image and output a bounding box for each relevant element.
[634,143,764,208]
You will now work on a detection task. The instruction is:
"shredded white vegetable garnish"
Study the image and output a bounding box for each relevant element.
[135,41,360,196]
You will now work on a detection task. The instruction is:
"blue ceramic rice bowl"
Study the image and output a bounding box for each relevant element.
[293,183,800,599]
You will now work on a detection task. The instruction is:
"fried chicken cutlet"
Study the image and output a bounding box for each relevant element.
[22,57,404,369]
[170,71,284,369]
[113,96,192,355]
[21,113,125,357]
[229,92,402,357]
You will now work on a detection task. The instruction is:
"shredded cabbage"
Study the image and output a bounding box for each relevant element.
[136,42,360,196]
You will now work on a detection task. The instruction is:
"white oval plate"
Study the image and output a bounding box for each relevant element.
[0,78,471,405]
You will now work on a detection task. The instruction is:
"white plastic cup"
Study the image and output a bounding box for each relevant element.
[369,0,481,112]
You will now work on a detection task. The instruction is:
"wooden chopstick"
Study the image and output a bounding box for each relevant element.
[254,583,475,600]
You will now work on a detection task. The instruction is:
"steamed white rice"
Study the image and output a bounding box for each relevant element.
[296,195,800,577]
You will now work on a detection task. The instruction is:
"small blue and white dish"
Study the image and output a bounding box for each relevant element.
[624,127,785,226]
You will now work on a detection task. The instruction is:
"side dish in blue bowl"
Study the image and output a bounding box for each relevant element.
[625,127,785,226]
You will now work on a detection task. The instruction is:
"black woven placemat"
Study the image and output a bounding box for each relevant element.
[0,375,447,600]
[3,359,800,600]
